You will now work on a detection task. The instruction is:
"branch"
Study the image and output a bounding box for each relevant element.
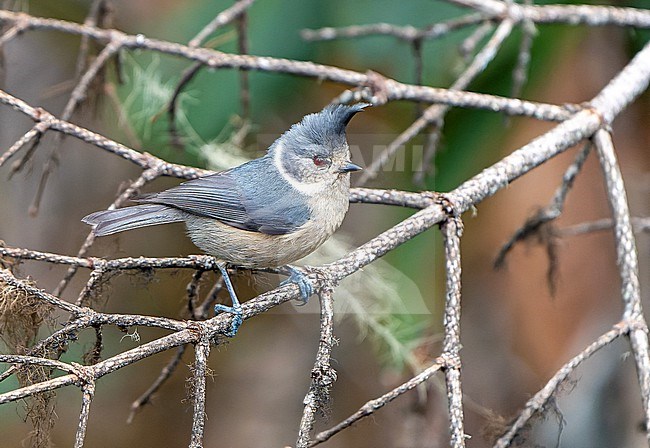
[297,285,337,448]
[0,11,573,120]
[188,0,256,48]
[0,121,48,168]
[558,217,650,237]
[359,18,515,184]
[126,345,187,424]
[450,1,650,28]
[188,335,210,448]
[302,14,486,43]
[494,142,592,295]
[74,370,96,448]
[2,10,650,444]
[592,129,650,438]
[494,320,638,446]
[310,358,445,446]
[440,217,466,447]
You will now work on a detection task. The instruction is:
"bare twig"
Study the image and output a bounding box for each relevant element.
[127,345,187,424]
[302,14,487,43]
[30,37,120,217]
[494,320,638,446]
[558,216,650,237]
[359,19,515,185]
[494,142,592,295]
[414,19,514,184]
[1,5,650,444]
[186,269,206,319]
[188,335,211,448]
[0,18,26,47]
[449,1,650,28]
[0,121,48,169]
[511,0,535,99]
[236,10,250,121]
[0,89,209,178]
[459,21,494,60]
[74,371,96,448]
[440,217,466,447]
[188,0,256,48]
[310,358,445,446]
[593,129,650,438]
[193,277,225,319]
[0,12,575,121]
[53,167,163,297]
[167,63,201,149]
[168,0,256,149]
[297,285,336,448]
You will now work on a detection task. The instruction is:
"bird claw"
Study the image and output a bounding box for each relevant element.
[281,266,313,304]
[214,303,243,337]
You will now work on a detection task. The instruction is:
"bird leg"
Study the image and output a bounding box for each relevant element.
[214,263,243,337]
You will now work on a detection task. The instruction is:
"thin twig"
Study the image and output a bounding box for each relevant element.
[53,167,163,297]
[414,19,514,184]
[511,0,535,99]
[494,320,637,446]
[127,345,188,424]
[189,0,256,48]
[74,379,96,448]
[0,121,48,168]
[440,217,466,447]
[194,277,224,318]
[0,19,26,47]
[593,129,650,439]
[73,0,108,83]
[558,216,650,237]
[30,40,121,216]
[186,270,205,319]
[493,142,592,295]
[236,10,250,121]
[359,19,514,185]
[310,358,444,446]
[449,1,650,28]
[297,286,336,448]
[0,12,576,121]
[167,62,201,149]
[459,20,494,60]
[188,336,211,448]
[0,355,84,374]
[302,14,487,43]
[168,0,256,148]
[127,270,213,420]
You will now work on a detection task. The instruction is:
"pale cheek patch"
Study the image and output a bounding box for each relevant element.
[273,143,329,196]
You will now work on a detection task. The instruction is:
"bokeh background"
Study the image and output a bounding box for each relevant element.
[1,0,649,446]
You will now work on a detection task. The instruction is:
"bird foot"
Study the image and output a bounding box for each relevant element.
[214,303,243,337]
[281,265,314,304]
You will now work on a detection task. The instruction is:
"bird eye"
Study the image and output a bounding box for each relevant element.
[312,155,329,167]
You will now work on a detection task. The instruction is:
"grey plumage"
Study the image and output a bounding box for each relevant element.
[83,204,185,236]
[82,103,368,268]
[134,157,311,235]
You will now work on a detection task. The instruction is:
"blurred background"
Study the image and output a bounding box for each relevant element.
[0,0,649,446]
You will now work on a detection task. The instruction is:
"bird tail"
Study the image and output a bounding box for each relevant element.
[82,204,185,237]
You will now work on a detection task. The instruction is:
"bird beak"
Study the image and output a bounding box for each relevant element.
[338,161,362,173]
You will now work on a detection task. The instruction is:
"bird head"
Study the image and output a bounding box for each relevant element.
[269,103,368,192]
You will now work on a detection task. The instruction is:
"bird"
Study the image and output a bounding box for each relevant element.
[83,103,368,336]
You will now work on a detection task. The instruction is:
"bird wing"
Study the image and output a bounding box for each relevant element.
[136,160,310,235]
